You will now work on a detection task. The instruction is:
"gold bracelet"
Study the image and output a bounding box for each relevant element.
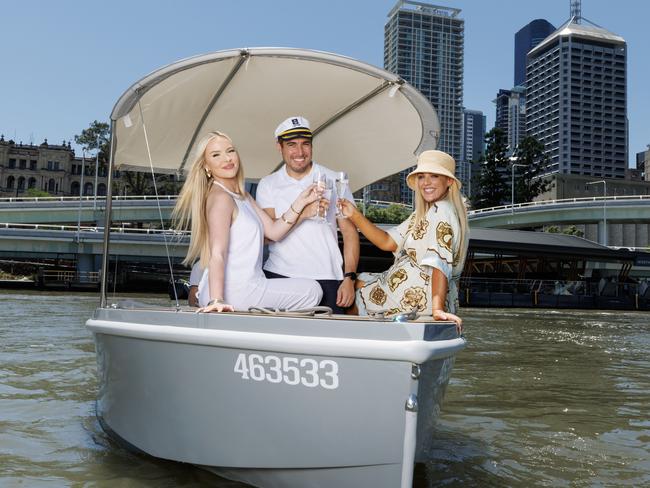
[289,203,300,214]
[280,213,295,225]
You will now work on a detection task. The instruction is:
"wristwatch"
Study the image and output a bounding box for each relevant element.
[344,272,357,281]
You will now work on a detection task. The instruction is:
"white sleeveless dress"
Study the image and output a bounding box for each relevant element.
[197,181,322,311]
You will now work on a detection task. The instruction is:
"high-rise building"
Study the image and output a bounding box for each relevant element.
[493,87,526,154]
[383,0,464,204]
[461,109,486,164]
[460,109,485,196]
[514,19,555,87]
[526,18,627,178]
[637,147,649,181]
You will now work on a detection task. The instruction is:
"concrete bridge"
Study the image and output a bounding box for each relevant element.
[2,195,649,278]
[0,223,189,278]
[0,195,405,224]
[0,195,177,225]
[468,195,650,248]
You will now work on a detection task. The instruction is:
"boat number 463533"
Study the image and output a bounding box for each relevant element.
[234,353,339,389]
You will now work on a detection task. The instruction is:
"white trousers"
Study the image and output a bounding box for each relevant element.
[198,272,322,311]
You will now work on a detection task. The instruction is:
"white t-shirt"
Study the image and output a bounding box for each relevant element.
[189,261,203,286]
[256,162,355,280]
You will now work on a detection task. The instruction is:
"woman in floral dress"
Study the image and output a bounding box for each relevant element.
[339,150,469,328]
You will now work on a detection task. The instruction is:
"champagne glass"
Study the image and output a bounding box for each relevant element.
[312,172,329,222]
[335,171,349,218]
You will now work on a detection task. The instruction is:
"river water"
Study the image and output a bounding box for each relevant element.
[1,290,649,487]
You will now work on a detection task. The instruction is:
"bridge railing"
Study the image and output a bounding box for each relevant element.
[469,194,650,217]
[0,222,190,236]
[0,195,178,204]
[0,195,409,209]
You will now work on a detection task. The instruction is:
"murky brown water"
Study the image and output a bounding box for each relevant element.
[1,291,649,487]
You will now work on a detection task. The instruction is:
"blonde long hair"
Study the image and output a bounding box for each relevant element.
[413,180,469,271]
[171,131,245,267]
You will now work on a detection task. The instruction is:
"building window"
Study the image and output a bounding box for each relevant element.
[28,177,37,189]
[6,176,15,189]
[17,177,25,191]
[71,181,80,195]
[48,179,56,193]
[30,160,37,170]
[19,159,27,169]
[47,161,54,170]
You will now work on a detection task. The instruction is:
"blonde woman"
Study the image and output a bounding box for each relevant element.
[339,150,469,328]
[172,131,323,313]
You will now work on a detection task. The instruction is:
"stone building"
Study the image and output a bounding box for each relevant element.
[0,136,112,197]
[0,135,172,198]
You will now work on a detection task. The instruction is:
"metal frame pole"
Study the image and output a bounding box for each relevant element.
[99,121,117,307]
[510,163,526,214]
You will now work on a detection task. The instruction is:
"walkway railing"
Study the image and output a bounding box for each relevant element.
[39,269,100,283]
[460,276,650,299]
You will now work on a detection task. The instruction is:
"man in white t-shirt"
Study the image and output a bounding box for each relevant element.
[187,261,203,307]
[256,116,359,313]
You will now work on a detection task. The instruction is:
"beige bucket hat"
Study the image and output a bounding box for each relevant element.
[406,150,461,191]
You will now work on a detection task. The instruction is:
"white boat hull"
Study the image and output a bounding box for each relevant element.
[88,307,465,488]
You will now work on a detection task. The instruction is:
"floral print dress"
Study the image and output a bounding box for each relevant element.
[357,196,463,317]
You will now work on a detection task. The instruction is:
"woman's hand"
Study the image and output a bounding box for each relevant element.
[337,198,357,219]
[294,184,322,212]
[197,301,234,313]
[433,309,463,334]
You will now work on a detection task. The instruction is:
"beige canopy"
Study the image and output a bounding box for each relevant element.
[110,48,440,192]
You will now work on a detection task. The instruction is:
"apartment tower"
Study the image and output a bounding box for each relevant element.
[383,0,464,203]
[526,17,627,178]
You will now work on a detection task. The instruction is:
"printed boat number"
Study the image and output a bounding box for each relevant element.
[234,353,339,389]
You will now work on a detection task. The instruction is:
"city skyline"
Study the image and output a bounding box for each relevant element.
[1,0,648,168]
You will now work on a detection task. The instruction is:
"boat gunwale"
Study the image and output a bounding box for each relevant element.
[87,316,466,363]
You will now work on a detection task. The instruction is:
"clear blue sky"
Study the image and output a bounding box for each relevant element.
[1,0,648,166]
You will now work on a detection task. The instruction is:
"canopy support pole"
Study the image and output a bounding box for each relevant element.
[312,81,400,137]
[99,121,117,308]
[271,80,400,172]
[179,49,250,172]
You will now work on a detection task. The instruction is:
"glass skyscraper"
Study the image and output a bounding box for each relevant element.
[383,0,464,205]
[514,19,555,87]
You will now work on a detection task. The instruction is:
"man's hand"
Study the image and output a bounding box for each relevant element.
[336,277,355,308]
[188,285,199,307]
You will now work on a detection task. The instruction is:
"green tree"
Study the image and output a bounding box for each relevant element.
[74,120,167,196]
[122,171,152,195]
[512,136,551,204]
[362,204,412,224]
[25,188,51,198]
[473,128,509,209]
[74,120,110,165]
[545,225,584,238]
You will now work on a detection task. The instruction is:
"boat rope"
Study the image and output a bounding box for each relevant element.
[247,306,333,317]
[137,100,181,310]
